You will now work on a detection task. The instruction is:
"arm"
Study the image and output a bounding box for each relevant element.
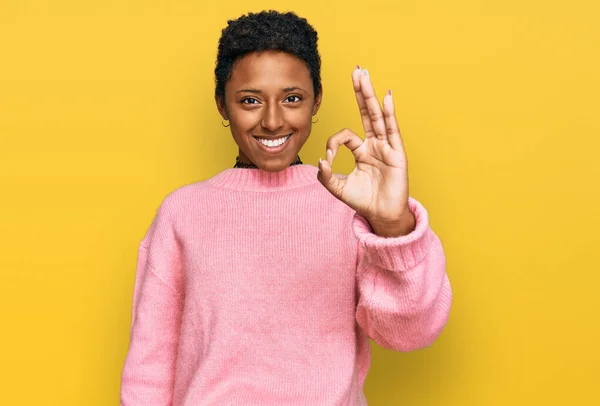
[121,198,184,405]
[353,197,452,352]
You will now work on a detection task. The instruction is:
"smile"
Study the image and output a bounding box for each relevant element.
[253,133,292,148]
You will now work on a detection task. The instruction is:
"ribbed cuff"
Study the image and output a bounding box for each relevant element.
[352,197,434,271]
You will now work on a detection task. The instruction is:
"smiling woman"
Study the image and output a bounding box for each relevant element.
[216,50,321,171]
[120,9,451,406]
[214,11,323,172]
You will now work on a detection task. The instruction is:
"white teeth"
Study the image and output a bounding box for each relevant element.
[258,135,291,147]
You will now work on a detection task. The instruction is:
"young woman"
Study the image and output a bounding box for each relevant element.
[121,10,452,405]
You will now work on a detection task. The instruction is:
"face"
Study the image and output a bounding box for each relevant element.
[216,50,322,172]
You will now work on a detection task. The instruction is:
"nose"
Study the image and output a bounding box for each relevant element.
[260,103,284,133]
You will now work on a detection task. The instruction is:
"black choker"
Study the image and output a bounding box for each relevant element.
[233,155,303,169]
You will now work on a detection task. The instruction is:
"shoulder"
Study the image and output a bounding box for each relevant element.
[157,172,225,215]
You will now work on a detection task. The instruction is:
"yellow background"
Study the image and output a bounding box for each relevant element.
[1,1,599,404]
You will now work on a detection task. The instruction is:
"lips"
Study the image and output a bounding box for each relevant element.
[253,133,293,140]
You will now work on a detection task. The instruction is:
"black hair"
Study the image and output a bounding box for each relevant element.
[214,10,322,102]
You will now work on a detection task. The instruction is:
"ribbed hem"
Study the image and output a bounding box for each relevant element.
[352,197,434,271]
[205,164,320,192]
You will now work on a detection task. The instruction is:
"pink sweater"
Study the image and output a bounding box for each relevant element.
[120,163,452,405]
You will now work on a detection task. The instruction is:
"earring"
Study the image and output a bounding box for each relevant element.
[222,119,230,127]
[312,113,319,124]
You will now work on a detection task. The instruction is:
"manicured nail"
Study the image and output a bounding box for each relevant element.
[387,89,392,96]
[362,69,369,76]
[356,65,361,70]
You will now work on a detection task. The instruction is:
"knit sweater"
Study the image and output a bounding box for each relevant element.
[120,163,452,405]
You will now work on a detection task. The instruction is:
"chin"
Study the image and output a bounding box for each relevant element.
[259,161,289,172]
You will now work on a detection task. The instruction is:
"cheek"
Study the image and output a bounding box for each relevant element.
[229,110,258,131]
[285,108,312,130]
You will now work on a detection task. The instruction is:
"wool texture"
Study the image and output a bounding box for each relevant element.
[121,163,452,405]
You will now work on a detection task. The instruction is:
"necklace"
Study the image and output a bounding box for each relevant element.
[233,155,303,169]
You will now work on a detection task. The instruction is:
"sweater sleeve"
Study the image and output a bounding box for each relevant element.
[121,197,184,405]
[352,197,452,352]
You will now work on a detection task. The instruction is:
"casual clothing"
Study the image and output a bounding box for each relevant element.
[121,163,452,405]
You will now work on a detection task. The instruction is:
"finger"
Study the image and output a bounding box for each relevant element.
[352,66,375,139]
[359,70,388,140]
[382,89,405,153]
[324,128,364,167]
[318,129,364,199]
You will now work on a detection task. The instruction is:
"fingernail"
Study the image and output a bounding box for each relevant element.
[362,69,369,76]
[356,65,361,70]
[387,89,392,96]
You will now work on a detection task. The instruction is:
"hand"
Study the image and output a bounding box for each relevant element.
[317,66,415,237]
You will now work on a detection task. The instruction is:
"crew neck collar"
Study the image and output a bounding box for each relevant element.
[206,164,320,192]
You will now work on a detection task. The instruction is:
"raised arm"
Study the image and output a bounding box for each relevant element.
[353,197,451,351]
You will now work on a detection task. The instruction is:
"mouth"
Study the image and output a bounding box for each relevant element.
[253,133,293,152]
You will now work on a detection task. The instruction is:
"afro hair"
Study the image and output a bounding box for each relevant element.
[214,10,322,101]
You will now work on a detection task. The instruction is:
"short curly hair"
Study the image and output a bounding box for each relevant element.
[214,10,322,102]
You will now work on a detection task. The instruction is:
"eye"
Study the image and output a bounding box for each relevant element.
[241,97,259,105]
[284,95,302,103]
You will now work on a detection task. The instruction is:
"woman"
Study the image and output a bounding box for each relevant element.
[121,10,452,405]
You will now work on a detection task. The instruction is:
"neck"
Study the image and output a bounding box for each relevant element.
[233,155,303,169]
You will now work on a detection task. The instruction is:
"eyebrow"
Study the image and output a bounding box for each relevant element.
[235,87,306,94]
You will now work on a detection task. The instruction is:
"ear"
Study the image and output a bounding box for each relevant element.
[215,94,228,120]
[312,86,323,115]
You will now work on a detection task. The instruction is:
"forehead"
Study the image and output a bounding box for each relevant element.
[228,51,312,92]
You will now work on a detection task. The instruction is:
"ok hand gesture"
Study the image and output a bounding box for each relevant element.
[317,67,416,237]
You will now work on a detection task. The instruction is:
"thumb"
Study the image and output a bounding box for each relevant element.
[317,157,345,199]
